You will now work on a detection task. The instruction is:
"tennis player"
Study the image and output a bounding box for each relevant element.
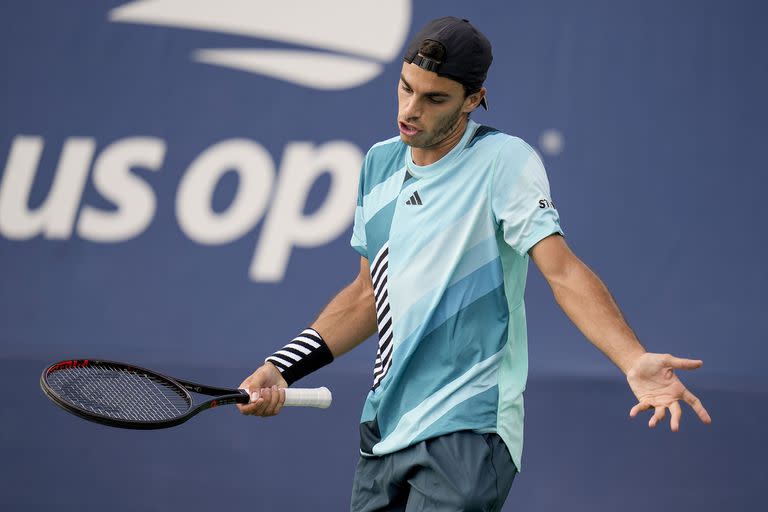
[238,17,711,511]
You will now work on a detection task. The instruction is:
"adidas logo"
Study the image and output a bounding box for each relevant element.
[405,191,422,205]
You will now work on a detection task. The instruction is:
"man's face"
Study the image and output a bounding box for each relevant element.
[397,63,476,149]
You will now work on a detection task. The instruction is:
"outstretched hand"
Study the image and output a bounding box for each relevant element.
[626,353,712,432]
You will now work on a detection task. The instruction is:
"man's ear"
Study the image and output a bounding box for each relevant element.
[464,87,487,112]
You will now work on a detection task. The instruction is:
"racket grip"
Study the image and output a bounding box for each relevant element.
[284,387,332,409]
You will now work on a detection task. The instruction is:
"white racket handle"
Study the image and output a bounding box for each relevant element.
[283,387,332,408]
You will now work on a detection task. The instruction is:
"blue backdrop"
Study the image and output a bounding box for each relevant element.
[1,1,766,510]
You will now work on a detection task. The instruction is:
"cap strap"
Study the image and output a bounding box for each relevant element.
[411,54,441,73]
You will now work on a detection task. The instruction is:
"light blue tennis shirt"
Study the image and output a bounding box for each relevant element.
[350,119,562,471]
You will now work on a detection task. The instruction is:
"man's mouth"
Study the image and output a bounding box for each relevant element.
[399,122,420,136]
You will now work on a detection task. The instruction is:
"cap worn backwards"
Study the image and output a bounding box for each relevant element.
[403,17,493,110]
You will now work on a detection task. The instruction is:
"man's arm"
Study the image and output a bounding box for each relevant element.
[529,234,711,431]
[237,257,377,416]
[309,256,378,358]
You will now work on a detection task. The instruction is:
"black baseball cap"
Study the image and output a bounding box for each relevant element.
[403,17,493,110]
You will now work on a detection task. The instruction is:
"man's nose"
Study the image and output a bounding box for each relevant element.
[401,97,421,120]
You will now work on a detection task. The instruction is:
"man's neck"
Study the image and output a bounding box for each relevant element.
[411,118,469,166]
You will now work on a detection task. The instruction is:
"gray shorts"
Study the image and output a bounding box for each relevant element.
[350,431,517,512]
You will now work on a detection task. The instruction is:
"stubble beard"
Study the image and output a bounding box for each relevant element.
[405,105,465,149]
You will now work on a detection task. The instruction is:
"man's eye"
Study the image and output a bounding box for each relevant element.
[428,97,444,104]
[401,84,412,93]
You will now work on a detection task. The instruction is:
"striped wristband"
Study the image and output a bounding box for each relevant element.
[265,328,334,385]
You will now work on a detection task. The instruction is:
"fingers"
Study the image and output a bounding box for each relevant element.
[630,402,673,429]
[648,406,666,428]
[630,395,710,431]
[259,385,286,416]
[235,364,289,416]
[669,401,682,432]
[236,377,261,414]
[235,384,262,415]
[238,385,286,417]
[629,401,652,418]
[666,355,703,371]
[683,389,712,424]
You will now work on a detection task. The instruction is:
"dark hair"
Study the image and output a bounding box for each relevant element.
[418,39,446,62]
[463,84,481,99]
[418,40,478,100]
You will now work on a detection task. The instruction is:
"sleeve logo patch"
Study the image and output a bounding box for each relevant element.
[538,199,556,209]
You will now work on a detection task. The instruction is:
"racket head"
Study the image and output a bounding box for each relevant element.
[41,359,194,429]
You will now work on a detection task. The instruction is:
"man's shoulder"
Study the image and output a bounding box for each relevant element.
[465,124,530,154]
[357,135,407,196]
[366,135,406,161]
[363,135,407,173]
[370,134,403,151]
[464,127,542,175]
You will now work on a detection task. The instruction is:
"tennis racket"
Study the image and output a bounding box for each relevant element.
[40,359,332,429]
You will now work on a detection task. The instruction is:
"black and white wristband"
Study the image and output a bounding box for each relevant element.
[265,328,334,385]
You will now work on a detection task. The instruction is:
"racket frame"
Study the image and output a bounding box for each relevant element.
[40,359,250,430]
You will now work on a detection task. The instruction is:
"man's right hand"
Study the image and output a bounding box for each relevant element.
[237,363,288,417]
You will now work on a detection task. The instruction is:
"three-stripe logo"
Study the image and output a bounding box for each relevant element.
[405,190,422,205]
[371,242,393,389]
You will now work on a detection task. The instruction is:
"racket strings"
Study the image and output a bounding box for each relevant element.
[117,366,185,420]
[46,364,191,422]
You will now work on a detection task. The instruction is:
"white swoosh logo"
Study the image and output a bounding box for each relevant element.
[109,0,412,89]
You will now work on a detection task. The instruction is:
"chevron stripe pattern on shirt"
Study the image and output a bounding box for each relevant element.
[350,120,565,470]
[371,242,393,389]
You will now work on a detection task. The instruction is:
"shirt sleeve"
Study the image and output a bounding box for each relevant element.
[490,137,563,256]
[350,154,368,259]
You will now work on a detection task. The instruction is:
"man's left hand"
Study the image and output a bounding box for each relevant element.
[627,353,712,431]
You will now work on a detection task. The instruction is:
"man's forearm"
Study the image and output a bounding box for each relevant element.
[547,257,646,374]
[311,273,378,358]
